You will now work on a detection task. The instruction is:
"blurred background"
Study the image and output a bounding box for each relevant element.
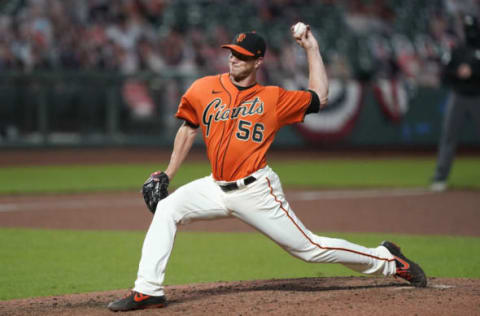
[0,0,479,149]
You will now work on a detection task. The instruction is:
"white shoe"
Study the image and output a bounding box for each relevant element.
[430,181,447,192]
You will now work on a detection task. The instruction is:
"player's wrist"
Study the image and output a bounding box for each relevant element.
[164,171,173,181]
[304,42,319,52]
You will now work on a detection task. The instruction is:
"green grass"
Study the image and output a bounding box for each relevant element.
[0,157,479,194]
[0,163,208,195]
[0,228,479,300]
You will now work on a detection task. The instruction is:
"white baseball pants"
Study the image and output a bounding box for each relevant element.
[134,166,396,296]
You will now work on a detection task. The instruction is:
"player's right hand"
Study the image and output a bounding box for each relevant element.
[294,25,318,51]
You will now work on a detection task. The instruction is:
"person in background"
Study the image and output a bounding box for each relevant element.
[431,14,480,192]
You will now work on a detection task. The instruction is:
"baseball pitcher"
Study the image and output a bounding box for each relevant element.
[108,25,426,312]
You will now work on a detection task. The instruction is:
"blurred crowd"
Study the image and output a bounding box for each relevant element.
[0,0,479,87]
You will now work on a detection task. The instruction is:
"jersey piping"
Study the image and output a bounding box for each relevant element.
[175,73,312,181]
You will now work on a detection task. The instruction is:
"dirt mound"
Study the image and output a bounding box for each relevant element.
[1,277,478,316]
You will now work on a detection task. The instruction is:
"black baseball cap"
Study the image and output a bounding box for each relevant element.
[221,32,266,58]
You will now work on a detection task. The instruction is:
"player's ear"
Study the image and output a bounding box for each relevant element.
[254,57,264,69]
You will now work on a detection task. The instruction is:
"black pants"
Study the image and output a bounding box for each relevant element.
[433,93,480,182]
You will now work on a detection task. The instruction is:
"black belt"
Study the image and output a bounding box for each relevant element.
[219,176,257,192]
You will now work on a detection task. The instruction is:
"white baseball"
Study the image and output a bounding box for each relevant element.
[292,22,307,38]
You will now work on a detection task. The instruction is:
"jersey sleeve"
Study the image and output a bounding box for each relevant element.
[175,84,200,126]
[276,87,313,126]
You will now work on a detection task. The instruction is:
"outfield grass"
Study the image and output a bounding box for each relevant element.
[0,228,479,300]
[0,157,479,194]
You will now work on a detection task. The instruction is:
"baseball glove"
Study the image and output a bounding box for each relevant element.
[142,171,169,214]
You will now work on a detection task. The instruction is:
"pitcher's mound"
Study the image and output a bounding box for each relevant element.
[1,277,478,315]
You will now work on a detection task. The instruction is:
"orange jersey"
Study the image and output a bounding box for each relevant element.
[176,73,312,181]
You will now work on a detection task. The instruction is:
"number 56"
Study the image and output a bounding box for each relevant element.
[236,120,264,143]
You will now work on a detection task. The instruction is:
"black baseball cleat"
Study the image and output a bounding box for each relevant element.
[381,241,427,288]
[107,290,167,312]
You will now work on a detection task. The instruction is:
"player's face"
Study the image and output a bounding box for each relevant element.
[228,51,261,82]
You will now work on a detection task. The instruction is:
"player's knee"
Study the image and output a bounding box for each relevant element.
[153,198,177,219]
[285,246,317,263]
[157,199,192,225]
[292,252,316,263]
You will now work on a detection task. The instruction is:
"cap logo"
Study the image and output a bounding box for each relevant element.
[236,33,246,43]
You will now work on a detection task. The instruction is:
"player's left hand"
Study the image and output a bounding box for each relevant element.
[142,171,169,214]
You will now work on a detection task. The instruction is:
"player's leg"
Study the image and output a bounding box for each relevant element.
[227,167,396,276]
[134,175,229,296]
[433,93,465,183]
[466,95,480,137]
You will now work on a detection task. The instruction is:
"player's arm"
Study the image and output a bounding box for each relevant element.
[164,121,199,181]
[295,26,329,108]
